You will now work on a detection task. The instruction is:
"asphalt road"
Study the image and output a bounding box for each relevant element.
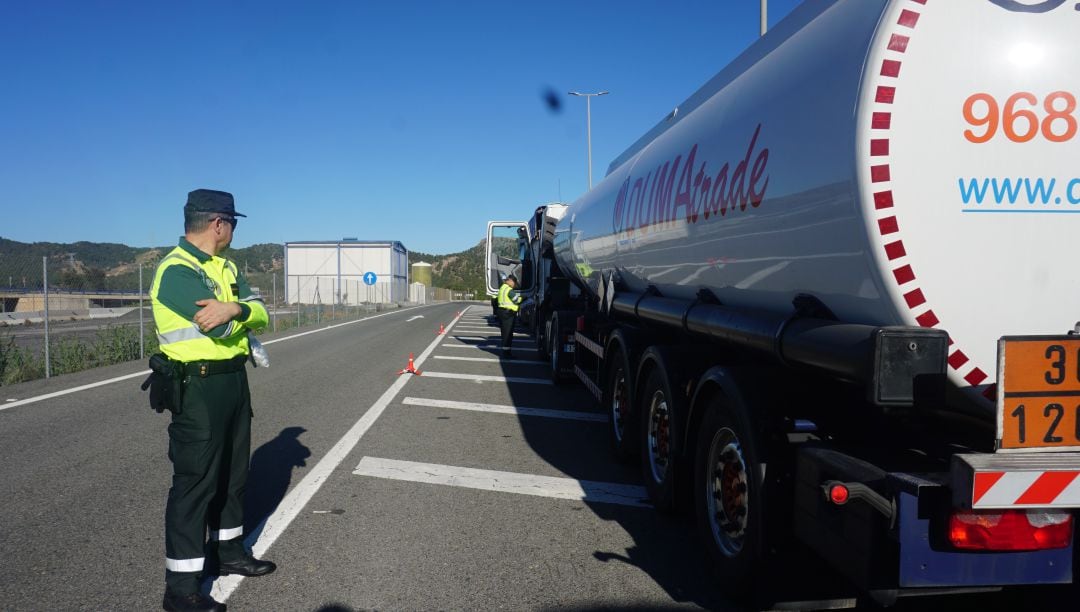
[0,302,1073,611]
[0,303,735,611]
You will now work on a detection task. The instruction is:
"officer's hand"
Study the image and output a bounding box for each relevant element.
[194,299,242,332]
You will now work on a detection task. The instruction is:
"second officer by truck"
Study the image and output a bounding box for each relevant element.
[496,274,523,358]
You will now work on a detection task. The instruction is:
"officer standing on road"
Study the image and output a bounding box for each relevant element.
[497,274,522,358]
[151,189,275,612]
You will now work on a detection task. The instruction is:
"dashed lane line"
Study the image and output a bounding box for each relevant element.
[402,396,606,422]
[419,371,553,385]
[441,344,540,352]
[353,457,650,508]
[432,355,539,365]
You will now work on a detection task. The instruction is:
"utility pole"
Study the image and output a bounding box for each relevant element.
[568,91,610,189]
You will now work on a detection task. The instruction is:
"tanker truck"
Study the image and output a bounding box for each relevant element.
[486,0,1080,606]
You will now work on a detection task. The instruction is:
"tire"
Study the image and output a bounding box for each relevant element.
[694,392,766,602]
[640,366,679,513]
[549,313,566,384]
[605,347,637,463]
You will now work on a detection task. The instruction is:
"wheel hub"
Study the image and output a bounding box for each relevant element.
[647,390,670,481]
[611,370,628,442]
[706,428,748,556]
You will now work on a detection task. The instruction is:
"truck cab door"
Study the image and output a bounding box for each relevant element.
[486,221,533,297]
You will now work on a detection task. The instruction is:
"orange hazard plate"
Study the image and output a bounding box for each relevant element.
[997,336,1080,452]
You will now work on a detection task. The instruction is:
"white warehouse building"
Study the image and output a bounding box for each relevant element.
[284,240,409,305]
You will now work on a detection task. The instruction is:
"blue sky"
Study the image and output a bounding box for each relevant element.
[0,0,802,255]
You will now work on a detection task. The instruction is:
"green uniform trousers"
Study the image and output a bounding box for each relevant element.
[164,367,251,595]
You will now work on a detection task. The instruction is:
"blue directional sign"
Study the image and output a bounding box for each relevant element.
[363,272,377,286]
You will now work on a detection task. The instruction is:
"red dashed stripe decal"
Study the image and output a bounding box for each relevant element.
[866,1,991,393]
[948,350,969,369]
[965,368,988,385]
[898,9,920,27]
[903,288,925,308]
[884,241,906,260]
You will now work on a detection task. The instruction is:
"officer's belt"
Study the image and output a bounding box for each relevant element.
[180,354,247,377]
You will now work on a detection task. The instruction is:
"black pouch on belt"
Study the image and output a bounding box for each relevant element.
[141,353,184,415]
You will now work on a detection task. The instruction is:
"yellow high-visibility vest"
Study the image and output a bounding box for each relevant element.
[497,283,521,312]
[150,247,267,362]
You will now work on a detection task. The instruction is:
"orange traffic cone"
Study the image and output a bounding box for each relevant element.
[437,323,446,335]
[397,353,422,376]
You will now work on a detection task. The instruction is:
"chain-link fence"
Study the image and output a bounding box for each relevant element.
[0,256,458,386]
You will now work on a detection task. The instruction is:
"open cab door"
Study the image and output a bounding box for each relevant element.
[485,221,534,297]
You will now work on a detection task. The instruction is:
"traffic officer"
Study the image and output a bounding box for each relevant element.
[151,189,275,612]
[497,274,522,358]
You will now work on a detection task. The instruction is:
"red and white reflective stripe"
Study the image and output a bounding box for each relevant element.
[165,556,204,572]
[972,470,1080,508]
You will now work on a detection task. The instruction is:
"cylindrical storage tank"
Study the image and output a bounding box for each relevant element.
[411,262,433,287]
[554,0,1080,407]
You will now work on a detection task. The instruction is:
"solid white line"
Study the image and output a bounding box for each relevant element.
[353,457,649,507]
[441,344,539,352]
[433,355,537,364]
[0,304,436,413]
[420,371,553,385]
[450,336,535,345]
[402,396,606,422]
[211,308,466,602]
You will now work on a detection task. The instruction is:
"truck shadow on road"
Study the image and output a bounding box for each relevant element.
[244,426,312,536]
[473,317,738,611]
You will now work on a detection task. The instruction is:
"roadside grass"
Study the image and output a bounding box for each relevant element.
[0,303,386,386]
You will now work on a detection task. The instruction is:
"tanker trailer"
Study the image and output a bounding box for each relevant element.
[487,0,1080,605]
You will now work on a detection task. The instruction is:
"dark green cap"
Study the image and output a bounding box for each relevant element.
[185,189,247,217]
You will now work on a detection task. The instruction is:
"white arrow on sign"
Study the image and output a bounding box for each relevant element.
[406,315,425,322]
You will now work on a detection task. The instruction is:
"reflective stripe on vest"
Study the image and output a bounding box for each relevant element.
[150,246,249,362]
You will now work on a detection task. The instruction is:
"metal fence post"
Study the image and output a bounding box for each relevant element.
[43,256,50,379]
[296,276,301,329]
[331,278,336,320]
[272,271,277,333]
[139,264,145,359]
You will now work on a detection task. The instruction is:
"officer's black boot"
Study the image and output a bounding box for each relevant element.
[162,591,226,612]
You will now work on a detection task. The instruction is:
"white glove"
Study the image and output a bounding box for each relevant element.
[249,333,270,368]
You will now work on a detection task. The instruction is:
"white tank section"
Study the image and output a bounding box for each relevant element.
[554,0,1080,405]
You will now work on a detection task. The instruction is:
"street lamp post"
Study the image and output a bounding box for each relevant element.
[568,90,609,189]
[761,0,768,36]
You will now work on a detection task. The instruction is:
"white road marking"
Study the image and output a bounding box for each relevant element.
[406,315,425,322]
[420,371,553,385]
[402,396,606,422]
[353,457,649,507]
[211,306,469,602]
[0,304,435,413]
[433,355,537,364]
[441,344,539,352]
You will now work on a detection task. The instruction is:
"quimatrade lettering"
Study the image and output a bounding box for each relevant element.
[612,124,770,236]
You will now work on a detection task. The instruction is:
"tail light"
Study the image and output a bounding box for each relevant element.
[948,509,1073,551]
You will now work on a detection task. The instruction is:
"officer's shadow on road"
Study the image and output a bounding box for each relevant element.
[244,426,312,538]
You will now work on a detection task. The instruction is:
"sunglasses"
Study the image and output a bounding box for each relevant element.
[213,216,238,229]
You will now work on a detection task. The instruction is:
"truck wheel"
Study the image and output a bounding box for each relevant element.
[640,366,679,513]
[549,313,565,384]
[694,392,765,601]
[605,347,637,463]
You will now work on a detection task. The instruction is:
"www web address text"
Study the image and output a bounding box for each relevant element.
[958,177,1080,213]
